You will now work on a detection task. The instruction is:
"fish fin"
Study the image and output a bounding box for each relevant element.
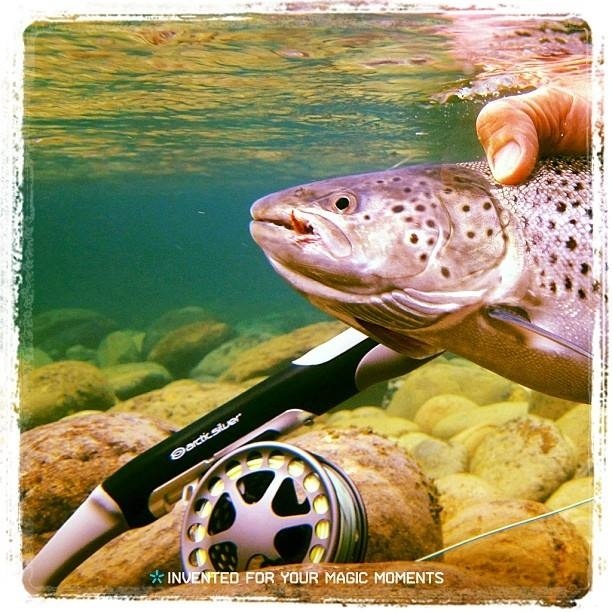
[354,317,443,359]
[487,306,592,360]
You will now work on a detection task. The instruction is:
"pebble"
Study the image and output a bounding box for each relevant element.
[431,401,528,439]
[32,308,118,359]
[470,416,577,501]
[102,361,173,400]
[286,427,443,562]
[146,320,233,377]
[397,433,467,479]
[20,360,116,430]
[443,499,589,591]
[96,329,145,367]
[326,406,419,438]
[141,306,212,357]
[109,378,259,427]
[386,357,528,420]
[546,477,593,546]
[20,412,175,538]
[220,321,346,382]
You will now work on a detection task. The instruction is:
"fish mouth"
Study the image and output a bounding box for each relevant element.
[250,206,352,259]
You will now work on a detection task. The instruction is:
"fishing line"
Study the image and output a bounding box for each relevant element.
[415,497,593,562]
[387,157,414,170]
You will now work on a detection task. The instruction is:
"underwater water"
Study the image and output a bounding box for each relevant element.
[19,13,596,599]
[21,12,590,332]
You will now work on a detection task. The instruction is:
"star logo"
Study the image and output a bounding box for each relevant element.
[149,569,165,585]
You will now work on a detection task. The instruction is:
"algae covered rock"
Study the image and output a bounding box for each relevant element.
[546,477,593,546]
[103,362,172,400]
[19,347,53,369]
[20,412,175,538]
[326,406,420,438]
[109,378,258,427]
[443,499,589,590]
[529,391,582,420]
[97,329,145,368]
[221,321,346,382]
[450,424,498,457]
[146,320,233,377]
[286,427,443,562]
[434,473,504,524]
[386,357,527,420]
[431,401,529,439]
[556,403,591,476]
[470,416,577,501]
[413,394,478,434]
[33,308,118,359]
[141,305,212,356]
[189,331,273,381]
[397,433,467,479]
[64,345,98,363]
[20,360,116,429]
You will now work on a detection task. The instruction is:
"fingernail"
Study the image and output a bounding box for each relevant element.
[492,141,522,181]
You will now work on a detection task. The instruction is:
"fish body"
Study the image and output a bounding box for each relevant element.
[250,158,597,402]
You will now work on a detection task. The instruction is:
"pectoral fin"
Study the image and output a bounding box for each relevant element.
[354,317,444,359]
[486,306,592,360]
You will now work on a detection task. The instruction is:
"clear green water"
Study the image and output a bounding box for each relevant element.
[21,13,590,331]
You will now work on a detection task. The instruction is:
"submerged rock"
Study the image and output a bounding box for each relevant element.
[434,473,504,524]
[20,412,175,538]
[221,321,346,382]
[326,406,419,439]
[443,499,589,591]
[189,331,273,381]
[286,427,443,562]
[102,362,172,400]
[64,344,98,363]
[431,401,529,439]
[546,477,593,546]
[97,329,145,368]
[470,416,577,501]
[235,309,330,336]
[397,433,468,480]
[556,404,592,477]
[109,378,258,427]
[386,357,528,420]
[529,391,583,420]
[147,320,233,378]
[33,308,118,359]
[19,346,53,369]
[413,394,479,434]
[19,360,116,430]
[141,306,212,357]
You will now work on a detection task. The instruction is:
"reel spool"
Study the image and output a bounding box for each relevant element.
[180,441,367,572]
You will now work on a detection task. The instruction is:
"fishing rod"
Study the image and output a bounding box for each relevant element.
[23,327,430,593]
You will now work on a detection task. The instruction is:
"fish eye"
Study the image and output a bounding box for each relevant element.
[330,193,356,213]
[335,196,351,210]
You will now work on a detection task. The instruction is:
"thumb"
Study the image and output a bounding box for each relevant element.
[476,85,591,185]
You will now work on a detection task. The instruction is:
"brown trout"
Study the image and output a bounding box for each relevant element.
[250,158,598,403]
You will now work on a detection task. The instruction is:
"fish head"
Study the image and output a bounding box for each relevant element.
[250,164,522,340]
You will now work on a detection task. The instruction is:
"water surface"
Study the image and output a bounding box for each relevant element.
[21,13,590,330]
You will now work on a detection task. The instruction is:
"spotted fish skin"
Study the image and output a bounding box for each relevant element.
[250,157,597,402]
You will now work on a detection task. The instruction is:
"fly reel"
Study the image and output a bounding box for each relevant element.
[180,441,367,572]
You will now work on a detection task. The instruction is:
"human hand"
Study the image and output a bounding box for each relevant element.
[476,84,591,185]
